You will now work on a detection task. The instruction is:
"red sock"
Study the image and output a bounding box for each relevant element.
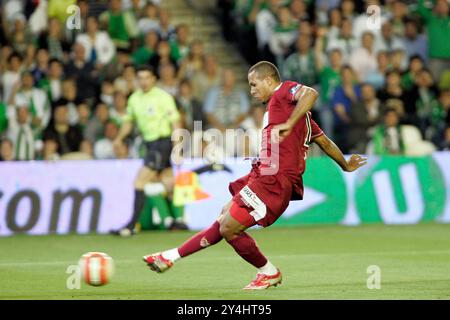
[178,221,222,257]
[227,232,267,268]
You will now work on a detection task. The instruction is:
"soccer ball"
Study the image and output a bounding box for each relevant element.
[79,252,114,286]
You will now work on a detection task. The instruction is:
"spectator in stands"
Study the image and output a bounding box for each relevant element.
[2,52,23,105]
[401,55,425,91]
[365,50,389,90]
[317,47,343,140]
[132,30,159,67]
[157,63,179,97]
[61,79,82,125]
[282,34,320,87]
[42,136,60,161]
[103,47,132,81]
[37,17,69,62]
[0,138,14,161]
[240,104,265,157]
[348,83,383,153]
[113,140,130,159]
[178,40,205,80]
[38,58,64,103]
[64,42,99,103]
[74,0,90,34]
[269,6,298,66]
[149,40,178,78]
[7,105,35,161]
[433,90,450,146]
[94,120,119,159]
[204,68,250,132]
[76,16,116,68]
[99,0,139,50]
[0,46,13,74]
[377,20,404,53]
[78,139,94,159]
[255,0,281,60]
[8,13,34,57]
[416,0,450,83]
[390,48,407,72]
[290,0,309,22]
[350,31,378,82]
[340,0,356,21]
[158,8,176,41]
[377,70,408,119]
[191,54,222,102]
[43,100,83,156]
[138,2,160,34]
[84,102,110,144]
[114,63,138,96]
[99,80,115,107]
[170,24,191,63]
[325,8,342,40]
[327,18,358,63]
[76,102,91,133]
[10,71,50,132]
[126,0,146,20]
[369,108,405,155]
[402,18,428,62]
[176,79,204,132]
[31,48,50,84]
[110,91,128,128]
[331,65,361,153]
[410,68,440,140]
[389,1,408,37]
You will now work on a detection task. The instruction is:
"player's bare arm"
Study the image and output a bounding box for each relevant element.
[313,134,367,172]
[272,85,319,143]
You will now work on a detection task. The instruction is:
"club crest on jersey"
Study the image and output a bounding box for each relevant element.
[290,84,301,96]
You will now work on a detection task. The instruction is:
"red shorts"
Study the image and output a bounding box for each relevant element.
[228,168,293,228]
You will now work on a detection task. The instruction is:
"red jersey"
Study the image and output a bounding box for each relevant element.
[259,81,323,199]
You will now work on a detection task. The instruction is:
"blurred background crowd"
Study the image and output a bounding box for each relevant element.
[0,0,449,163]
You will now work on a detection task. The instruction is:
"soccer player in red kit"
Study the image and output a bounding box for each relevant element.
[143,61,367,290]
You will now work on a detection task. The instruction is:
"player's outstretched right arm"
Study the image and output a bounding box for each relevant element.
[313,134,367,172]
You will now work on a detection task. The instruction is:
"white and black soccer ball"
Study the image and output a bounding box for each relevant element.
[79,252,114,286]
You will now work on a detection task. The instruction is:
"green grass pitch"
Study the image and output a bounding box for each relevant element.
[1,223,450,300]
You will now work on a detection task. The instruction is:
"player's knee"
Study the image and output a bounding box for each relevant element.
[219,220,239,241]
[219,222,232,240]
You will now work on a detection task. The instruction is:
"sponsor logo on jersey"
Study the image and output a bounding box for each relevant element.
[239,186,267,221]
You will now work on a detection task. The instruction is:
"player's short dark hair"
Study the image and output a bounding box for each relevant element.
[248,61,281,82]
[136,64,156,76]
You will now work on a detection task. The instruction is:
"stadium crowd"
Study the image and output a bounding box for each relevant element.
[221,0,450,155]
[0,0,449,163]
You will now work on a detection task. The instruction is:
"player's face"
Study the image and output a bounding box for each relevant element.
[248,71,271,103]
